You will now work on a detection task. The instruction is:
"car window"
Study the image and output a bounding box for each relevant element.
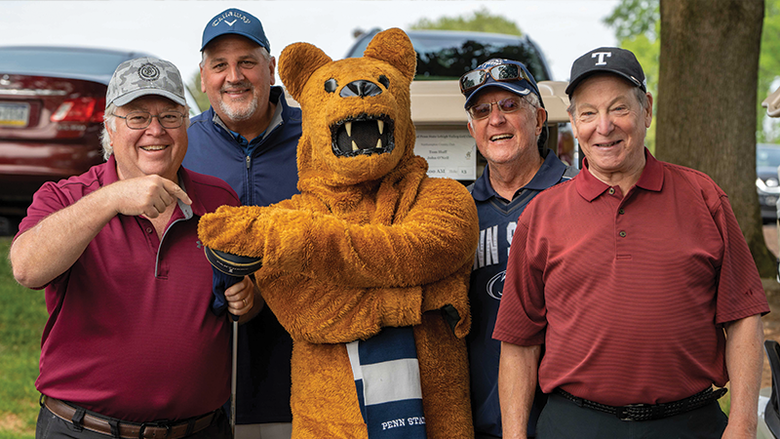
[757,144,780,168]
[0,48,132,76]
[346,30,551,82]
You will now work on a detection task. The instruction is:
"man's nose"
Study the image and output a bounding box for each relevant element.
[488,104,506,124]
[227,64,245,83]
[596,113,614,135]
[145,116,166,134]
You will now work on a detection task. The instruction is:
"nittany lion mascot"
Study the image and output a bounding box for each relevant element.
[198,28,478,439]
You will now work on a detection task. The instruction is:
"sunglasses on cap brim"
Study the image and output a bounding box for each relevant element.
[459,63,535,94]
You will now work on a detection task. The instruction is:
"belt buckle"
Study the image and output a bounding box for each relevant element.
[138,420,171,439]
[617,403,651,422]
[619,402,666,422]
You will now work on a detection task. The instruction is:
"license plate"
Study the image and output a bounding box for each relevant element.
[0,102,31,128]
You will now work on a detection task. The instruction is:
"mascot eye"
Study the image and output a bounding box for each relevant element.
[378,75,390,89]
[325,78,338,93]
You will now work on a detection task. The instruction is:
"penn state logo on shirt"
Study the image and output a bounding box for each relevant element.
[486,271,505,300]
[138,63,160,82]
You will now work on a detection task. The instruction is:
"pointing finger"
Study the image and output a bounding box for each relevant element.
[163,179,192,205]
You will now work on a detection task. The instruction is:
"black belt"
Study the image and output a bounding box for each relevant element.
[42,395,217,439]
[554,387,728,422]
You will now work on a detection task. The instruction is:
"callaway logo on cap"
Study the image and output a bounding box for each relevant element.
[565,47,647,97]
[201,8,270,52]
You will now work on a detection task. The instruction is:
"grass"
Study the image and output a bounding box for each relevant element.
[0,237,45,439]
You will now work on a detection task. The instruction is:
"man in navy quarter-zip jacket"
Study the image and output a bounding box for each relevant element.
[183,8,301,439]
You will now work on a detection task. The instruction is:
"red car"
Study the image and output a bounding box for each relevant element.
[0,46,154,230]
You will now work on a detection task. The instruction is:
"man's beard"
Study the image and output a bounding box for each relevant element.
[218,83,259,122]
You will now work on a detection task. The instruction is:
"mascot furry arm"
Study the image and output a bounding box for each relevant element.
[198,28,477,438]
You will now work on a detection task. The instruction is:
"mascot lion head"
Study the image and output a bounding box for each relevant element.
[279,28,418,186]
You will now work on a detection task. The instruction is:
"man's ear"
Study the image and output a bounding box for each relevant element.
[200,64,206,94]
[536,107,547,136]
[568,113,578,140]
[467,119,476,139]
[644,92,653,128]
[268,56,276,86]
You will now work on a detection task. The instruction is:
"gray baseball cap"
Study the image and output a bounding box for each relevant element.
[106,57,186,108]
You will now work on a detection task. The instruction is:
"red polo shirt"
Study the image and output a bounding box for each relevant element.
[493,149,769,406]
[17,156,239,421]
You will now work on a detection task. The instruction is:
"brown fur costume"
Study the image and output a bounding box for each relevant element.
[198,28,478,438]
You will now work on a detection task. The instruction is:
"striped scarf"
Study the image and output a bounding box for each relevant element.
[347,326,427,438]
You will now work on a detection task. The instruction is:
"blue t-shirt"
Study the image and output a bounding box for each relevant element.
[467,149,576,437]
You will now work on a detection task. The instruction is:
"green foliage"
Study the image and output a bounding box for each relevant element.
[759,0,780,142]
[603,0,660,153]
[603,0,660,41]
[187,70,209,114]
[718,391,730,415]
[604,0,780,145]
[409,6,523,36]
[0,238,46,438]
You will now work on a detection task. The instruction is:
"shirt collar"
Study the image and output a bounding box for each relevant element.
[471,149,567,202]
[575,147,663,201]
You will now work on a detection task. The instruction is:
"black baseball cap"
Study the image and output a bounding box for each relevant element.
[565,47,646,97]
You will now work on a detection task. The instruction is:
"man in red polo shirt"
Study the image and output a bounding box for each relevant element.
[494,47,769,438]
[10,57,256,438]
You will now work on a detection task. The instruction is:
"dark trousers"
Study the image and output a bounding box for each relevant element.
[537,393,728,439]
[35,405,232,439]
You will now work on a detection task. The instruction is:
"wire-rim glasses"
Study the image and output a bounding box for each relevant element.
[112,111,186,130]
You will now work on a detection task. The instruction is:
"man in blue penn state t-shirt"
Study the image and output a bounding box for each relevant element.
[459,58,577,439]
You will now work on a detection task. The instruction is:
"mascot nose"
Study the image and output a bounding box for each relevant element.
[340,80,382,98]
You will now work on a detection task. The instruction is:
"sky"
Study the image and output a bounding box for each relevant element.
[0,0,620,84]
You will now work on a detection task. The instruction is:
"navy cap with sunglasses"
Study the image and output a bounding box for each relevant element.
[460,58,548,149]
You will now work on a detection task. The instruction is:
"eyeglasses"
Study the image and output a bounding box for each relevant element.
[459,63,534,94]
[112,111,186,130]
[467,97,525,120]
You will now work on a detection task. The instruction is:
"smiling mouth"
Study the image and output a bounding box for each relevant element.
[140,145,167,151]
[595,140,622,147]
[490,134,513,141]
[330,114,394,157]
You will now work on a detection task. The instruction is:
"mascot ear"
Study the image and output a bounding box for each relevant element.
[363,28,417,82]
[279,42,332,102]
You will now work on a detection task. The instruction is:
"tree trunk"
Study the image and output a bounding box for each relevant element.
[656,0,774,277]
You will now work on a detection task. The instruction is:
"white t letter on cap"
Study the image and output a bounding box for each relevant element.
[591,52,612,66]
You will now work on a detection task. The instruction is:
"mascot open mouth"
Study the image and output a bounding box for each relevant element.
[331,115,394,157]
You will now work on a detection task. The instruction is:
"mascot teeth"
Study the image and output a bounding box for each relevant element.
[332,115,394,157]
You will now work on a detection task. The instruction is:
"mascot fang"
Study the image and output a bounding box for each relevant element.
[198,28,478,439]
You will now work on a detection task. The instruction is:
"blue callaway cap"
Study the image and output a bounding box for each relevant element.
[201,8,270,52]
[462,58,544,110]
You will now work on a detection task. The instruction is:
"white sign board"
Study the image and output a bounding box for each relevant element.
[415,130,476,180]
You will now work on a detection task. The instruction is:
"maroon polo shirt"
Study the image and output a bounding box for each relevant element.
[494,149,769,406]
[17,156,239,421]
